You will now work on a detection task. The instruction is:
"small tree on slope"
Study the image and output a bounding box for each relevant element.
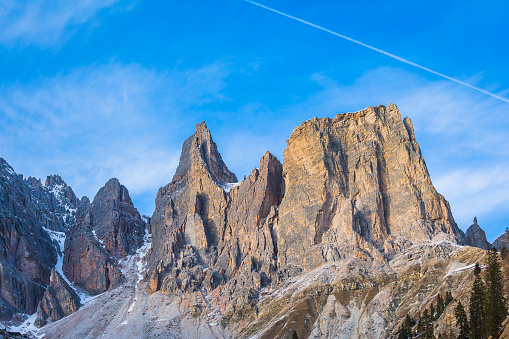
[470,263,488,339]
[485,248,508,338]
[454,300,469,339]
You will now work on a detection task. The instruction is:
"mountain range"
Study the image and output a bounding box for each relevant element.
[0,104,506,338]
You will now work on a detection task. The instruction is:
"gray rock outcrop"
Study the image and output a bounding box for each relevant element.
[63,178,145,295]
[25,175,79,232]
[492,229,509,250]
[465,217,491,249]
[0,158,59,320]
[34,269,80,327]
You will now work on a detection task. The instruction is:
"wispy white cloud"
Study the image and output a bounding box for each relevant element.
[435,165,509,223]
[0,62,230,214]
[0,0,133,46]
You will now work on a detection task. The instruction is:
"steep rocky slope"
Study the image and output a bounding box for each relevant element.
[34,269,80,327]
[63,178,145,295]
[25,175,79,232]
[0,157,148,331]
[493,231,509,250]
[276,104,462,272]
[0,159,58,320]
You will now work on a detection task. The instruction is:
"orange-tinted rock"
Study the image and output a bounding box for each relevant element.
[275,104,462,271]
[147,123,283,301]
[63,221,124,295]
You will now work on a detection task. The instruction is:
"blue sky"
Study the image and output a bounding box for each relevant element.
[1,0,508,241]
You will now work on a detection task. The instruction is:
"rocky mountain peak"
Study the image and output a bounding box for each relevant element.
[276,104,462,269]
[465,218,490,249]
[0,157,17,179]
[493,230,509,250]
[25,173,79,232]
[92,177,132,206]
[172,122,237,187]
[84,178,145,258]
[62,178,146,297]
[45,174,66,188]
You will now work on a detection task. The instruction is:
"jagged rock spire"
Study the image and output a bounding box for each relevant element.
[466,217,490,250]
[172,122,237,187]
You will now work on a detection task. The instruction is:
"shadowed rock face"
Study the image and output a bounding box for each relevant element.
[90,178,145,258]
[492,230,509,250]
[0,158,58,320]
[35,269,80,327]
[25,175,79,232]
[63,178,144,295]
[465,217,491,250]
[146,123,283,306]
[63,222,124,295]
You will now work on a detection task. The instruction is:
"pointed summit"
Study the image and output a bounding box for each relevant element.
[45,174,66,187]
[93,177,133,206]
[465,217,490,250]
[172,122,237,187]
[89,178,145,257]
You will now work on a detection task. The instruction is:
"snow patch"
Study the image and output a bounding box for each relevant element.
[43,227,96,306]
[92,230,105,246]
[445,260,486,278]
[4,166,15,176]
[7,312,42,338]
[127,297,137,313]
[44,227,65,253]
[220,182,241,193]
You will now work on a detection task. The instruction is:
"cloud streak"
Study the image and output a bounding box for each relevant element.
[243,0,509,104]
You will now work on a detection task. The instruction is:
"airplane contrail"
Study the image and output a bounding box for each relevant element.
[243,0,509,104]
